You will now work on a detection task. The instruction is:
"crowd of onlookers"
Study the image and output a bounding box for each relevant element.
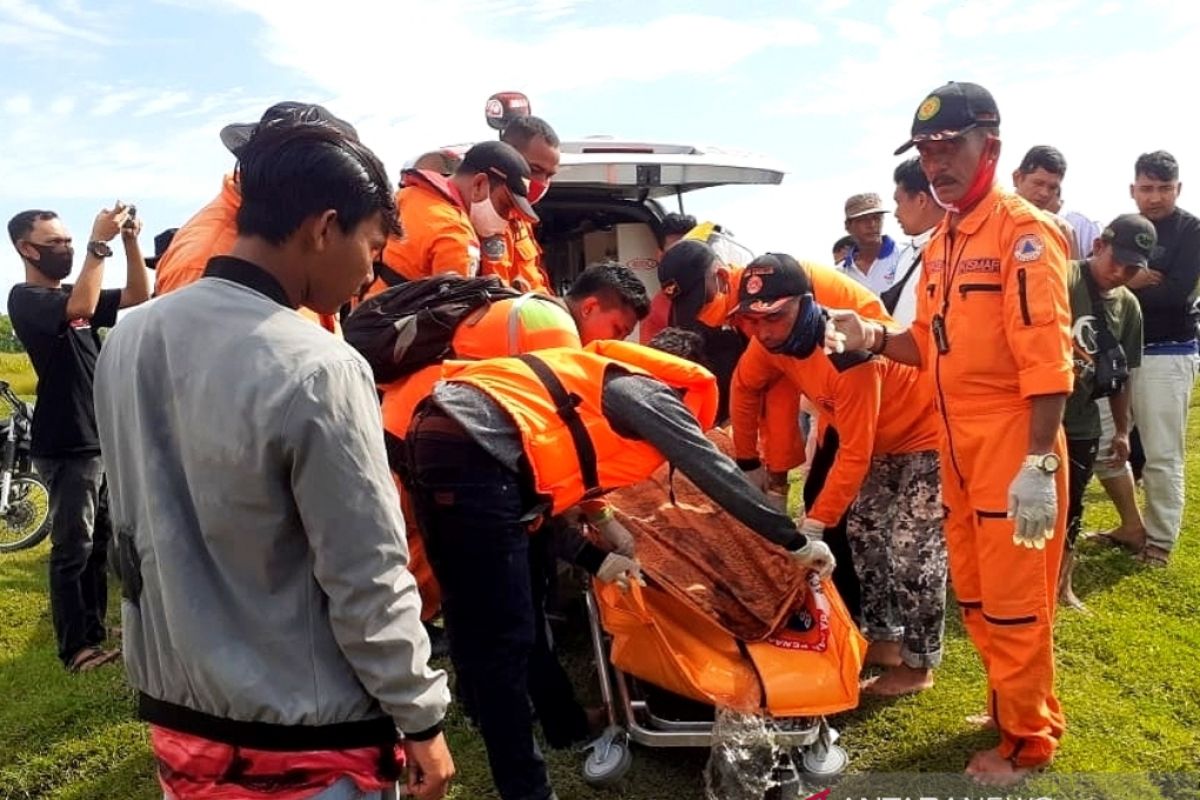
[4,78,1197,800]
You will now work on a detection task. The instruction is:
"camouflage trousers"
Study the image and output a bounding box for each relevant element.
[846,449,947,669]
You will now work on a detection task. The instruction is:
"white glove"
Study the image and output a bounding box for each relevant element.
[823,317,847,354]
[790,539,835,579]
[596,553,645,590]
[1008,464,1057,549]
[596,516,636,557]
[796,516,826,541]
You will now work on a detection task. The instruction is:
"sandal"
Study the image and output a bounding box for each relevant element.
[1083,531,1143,554]
[1135,545,1170,569]
[67,646,121,674]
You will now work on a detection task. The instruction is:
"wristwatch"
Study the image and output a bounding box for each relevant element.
[1024,453,1061,474]
[87,241,113,259]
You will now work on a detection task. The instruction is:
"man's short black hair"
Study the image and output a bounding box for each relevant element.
[500,116,560,150]
[235,119,398,245]
[893,157,930,196]
[648,326,708,365]
[661,212,697,238]
[832,234,854,255]
[566,261,651,319]
[1135,150,1179,182]
[1018,145,1067,177]
[7,210,58,245]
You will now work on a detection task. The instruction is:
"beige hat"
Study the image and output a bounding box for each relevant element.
[845,192,888,220]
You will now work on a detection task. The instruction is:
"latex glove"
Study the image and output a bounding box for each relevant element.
[596,553,645,590]
[823,317,847,354]
[796,516,826,541]
[790,539,835,579]
[596,516,636,557]
[1007,465,1057,549]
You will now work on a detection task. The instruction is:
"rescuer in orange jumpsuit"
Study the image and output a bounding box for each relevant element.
[154,101,353,333]
[365,141,539,298]
[829,81,1072,785]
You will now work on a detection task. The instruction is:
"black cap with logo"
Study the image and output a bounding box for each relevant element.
[459,140,538,222]
[658,240,719,326]
[220,101,359,157]
[1102,213,1158,269]
[732,253,813,316]
[894,82,1000,155]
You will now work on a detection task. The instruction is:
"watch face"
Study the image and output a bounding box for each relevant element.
[1043,454,1061,471]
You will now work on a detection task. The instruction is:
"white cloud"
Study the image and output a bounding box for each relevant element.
[135,90,191,117]
[836,18,885,44]
[50,95,75,115]
[4,93,32,114]
[0,0,106,43]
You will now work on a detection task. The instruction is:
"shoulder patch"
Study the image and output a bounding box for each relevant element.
[1014,233,1044,263]
[828,350,875,373]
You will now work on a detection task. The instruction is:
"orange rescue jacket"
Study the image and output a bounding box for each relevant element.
[733,338,939,526]
[439,340,719,515]
[153,174,340,333]
[369,171,480,299]
[912,185,1073,414]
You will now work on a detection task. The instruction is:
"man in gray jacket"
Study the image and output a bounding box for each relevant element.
[95,113,453,800]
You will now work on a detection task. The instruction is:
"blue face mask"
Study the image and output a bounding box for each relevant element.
[766,294,827,358]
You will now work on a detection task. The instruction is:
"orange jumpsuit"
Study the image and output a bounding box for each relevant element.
[481,217,553,294]
[732,339,938,526]
[153,174,339,333]
[912,185,1072,767]
[365,170,480,300]
[721,262,894,473]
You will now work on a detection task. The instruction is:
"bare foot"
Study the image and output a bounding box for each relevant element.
[1089,526,1146,553]
[864,640,902,668]
[861,665,934,696]
[966,747,1043,786]
[1058,586,1090,614]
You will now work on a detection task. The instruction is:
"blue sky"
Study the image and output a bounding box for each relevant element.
[3,0,1199,299]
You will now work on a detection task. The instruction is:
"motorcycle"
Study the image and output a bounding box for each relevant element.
[0,380,50,553]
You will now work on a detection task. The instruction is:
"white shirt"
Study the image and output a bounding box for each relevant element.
[889,228,934,328]
[1062,209,1101,258]
[839,235,902,296]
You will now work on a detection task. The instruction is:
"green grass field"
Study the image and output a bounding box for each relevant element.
[1,390,1197,799]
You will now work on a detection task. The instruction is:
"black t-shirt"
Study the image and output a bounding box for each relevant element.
[1132,207,1200,345]
[7,284,122,457]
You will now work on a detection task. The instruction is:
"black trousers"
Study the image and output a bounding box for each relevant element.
[32,455,111,665]
[408,409,582,800]
[802,427,861,622]
[1066,437,1100,549]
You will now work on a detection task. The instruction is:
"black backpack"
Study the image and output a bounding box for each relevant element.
[343,274,523,384]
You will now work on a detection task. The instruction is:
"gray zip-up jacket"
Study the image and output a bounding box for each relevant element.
[94,259,448,747]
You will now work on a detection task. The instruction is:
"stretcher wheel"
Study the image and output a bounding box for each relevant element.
[581,727,633,787]
[799,742,848,777]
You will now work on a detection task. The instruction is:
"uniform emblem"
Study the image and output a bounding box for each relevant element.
[482,236,507,260]
[917,96,941,121]
[1014,233,1044,262]
[485,98,504,120]
[1135,232,1155,250]
[745,275,763,295]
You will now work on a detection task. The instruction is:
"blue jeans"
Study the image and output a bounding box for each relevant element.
[408,408,572,800]
[32,455,111,665]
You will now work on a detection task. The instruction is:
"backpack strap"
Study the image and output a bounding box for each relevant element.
[881,249,923,315]
[516,354,601,495]
[374,260,407,288]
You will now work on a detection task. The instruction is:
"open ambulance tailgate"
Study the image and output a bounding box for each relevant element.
[553,138,785,197]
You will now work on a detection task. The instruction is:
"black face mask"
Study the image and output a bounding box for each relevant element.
[27,243,73,280]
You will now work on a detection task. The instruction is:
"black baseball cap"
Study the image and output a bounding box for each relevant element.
[144,227,178,271]
[894,82,1000,155]
[458,141,538,222]
[220,101,358,157]
[1101,213,1157,269]
[658,240,718,325]
[732,253,813,316]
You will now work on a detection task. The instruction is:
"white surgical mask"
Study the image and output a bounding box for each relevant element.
[469,197,508,238]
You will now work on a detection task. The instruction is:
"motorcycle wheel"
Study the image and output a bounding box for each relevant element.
[0,473,52,553]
